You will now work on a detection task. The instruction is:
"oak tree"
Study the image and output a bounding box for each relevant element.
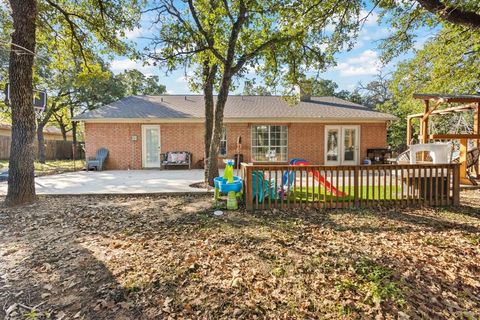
[4,0,141,206]
[149,0,362,185]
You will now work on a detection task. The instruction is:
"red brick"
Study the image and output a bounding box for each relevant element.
[84,122,388,169]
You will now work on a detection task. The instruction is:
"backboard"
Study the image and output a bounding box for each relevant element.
[5,83,47,118]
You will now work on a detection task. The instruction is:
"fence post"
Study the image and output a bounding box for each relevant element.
[452,163,460,206]
[244,165,253,211]
[354,166,359,207]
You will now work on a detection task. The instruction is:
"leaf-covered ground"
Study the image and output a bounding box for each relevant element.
[0,191,479,319]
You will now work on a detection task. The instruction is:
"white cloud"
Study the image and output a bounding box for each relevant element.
[116,27,144,40]
[359,26,390,42]
[333,50,381,76]
[359,9,379,26]
[110,58,156,76]
[176,71,194,83]
[413,34,433,50]
[124,27,143,39]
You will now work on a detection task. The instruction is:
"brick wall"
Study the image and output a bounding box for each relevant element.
[160,123,204,167]
[85,122,142,169]
[360,123,388,160]
[84,121,388,169]
[288,123,325,164]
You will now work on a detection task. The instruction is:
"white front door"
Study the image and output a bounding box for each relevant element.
[142,125,161,168]
[325,125,360,165]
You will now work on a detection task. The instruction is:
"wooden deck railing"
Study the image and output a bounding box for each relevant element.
[241,163,460,210]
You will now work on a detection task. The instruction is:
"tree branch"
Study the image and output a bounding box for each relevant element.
[232,35,295,74]
[416,0,480,29]
[43,0,89,67]
[187,0,226,64]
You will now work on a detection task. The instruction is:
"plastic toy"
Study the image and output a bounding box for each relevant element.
[251,170,276,203]
[214,159,243,210]
[282,158,345,197]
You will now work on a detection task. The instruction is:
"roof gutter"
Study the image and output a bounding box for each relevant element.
[72,117,397,123]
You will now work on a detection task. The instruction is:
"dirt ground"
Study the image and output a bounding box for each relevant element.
[0,191,479,319]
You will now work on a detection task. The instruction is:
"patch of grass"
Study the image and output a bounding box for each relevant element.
[0,159,85,175]
[271,266,286,277]
[287,185,401,202]
[353,258,404,306]
[466,235,480,246]
[274,218,302,231]
[422,236,447,247]
[125,282,141,293]
[24,309,39,319]
[336,278,359,292]
[121,227,138,236]
[337,303,356,316]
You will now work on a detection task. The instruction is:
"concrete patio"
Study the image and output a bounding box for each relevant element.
[0,169,214,195]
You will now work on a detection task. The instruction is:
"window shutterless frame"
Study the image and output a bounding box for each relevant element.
[251,125,288,162]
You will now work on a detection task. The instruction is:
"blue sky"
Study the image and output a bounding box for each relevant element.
[109,5,437,95]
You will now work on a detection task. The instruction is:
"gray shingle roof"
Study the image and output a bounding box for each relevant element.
[73,95,397,121]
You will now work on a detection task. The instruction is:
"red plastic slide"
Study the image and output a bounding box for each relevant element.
[288,158,345,197]
[312,170,345,197]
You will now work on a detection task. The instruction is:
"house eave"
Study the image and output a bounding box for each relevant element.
[73,117,396,123]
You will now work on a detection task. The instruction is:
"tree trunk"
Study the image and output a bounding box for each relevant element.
[37,122,46,163]
[37,104,56,164]
[5,0,37,206]
[202,61,217,183]
[59,124,67,141]
[70,106,78,161]
[206,72,233,186]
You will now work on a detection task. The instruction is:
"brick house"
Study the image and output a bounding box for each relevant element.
[73,95,396,169]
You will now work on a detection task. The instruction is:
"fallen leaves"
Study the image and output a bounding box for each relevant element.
[0,191,479,319]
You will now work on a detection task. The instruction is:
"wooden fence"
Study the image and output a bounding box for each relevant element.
[241,163,460,210]
[0,136,84,160]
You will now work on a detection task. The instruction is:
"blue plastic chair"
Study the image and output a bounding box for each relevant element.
[251,171,276,203]
[87,148,109,171]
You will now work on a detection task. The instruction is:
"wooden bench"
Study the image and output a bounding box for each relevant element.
[161,151,192,169]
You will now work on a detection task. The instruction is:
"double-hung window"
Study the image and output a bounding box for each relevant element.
[251,125,288,162]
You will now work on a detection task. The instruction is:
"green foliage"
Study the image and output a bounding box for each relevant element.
[466,234,480,246]
[150,0,364,91]
[115,69,167,96]
[37,0,143,60]
[335,89,363,105]
[0,7,12,115]
[243,79,272,96]
[271,266,286,277]
[335,278,358,292]
[377,0,480,62]
[375,26,480,150]
[353,258,404,306]
[311,78,338,97]
[24,309,39,320]
[1,0,148,143]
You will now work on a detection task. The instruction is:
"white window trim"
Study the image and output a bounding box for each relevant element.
[251,125,288,162]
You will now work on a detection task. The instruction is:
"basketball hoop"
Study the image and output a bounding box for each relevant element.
[34,106,46,119]
[5,83,47,119]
